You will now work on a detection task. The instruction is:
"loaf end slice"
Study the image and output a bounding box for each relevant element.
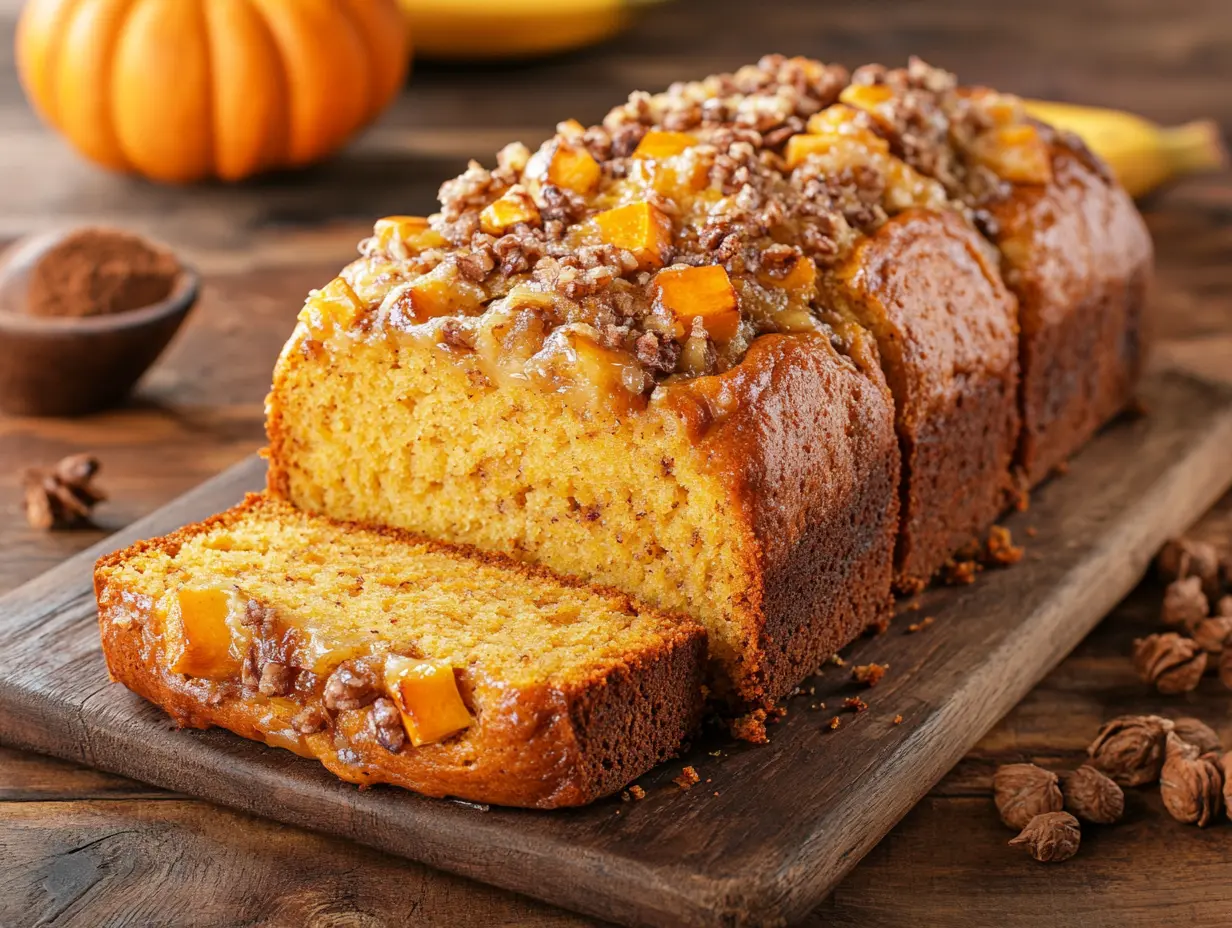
[94,494,706,809]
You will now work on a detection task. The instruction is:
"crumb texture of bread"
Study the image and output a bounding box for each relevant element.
[94,495,706,808]
[268,329,897,710]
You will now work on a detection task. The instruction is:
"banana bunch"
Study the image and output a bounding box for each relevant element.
[1024,100,1228,198]
[399,0,665,60]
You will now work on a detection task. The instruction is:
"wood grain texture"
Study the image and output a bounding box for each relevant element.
[2,372,1232,928]
[1,0,1231,923]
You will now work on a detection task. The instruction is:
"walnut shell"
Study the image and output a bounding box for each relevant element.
[1159,733,1225,827]
[1161,577,1209,631]
[1008,811,1081,862]
[1220,649,1232,691]
[1088,715,1173,786]
[1133,633,1207,695]
[993,763,1063,830]
[1217,594,1232,618]
[1192,616,1232,654]
[1170,717,1223,756]
[1062,765,1124,825]
[1156,538,1222,600]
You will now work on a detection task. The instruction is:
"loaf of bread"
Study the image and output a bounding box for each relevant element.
[99,56,1152,802]
[94,494,706,808]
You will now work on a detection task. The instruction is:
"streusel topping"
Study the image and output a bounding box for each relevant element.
[299,56,1050,410]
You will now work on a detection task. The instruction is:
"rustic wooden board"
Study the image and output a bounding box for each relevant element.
[1,370,1231,928]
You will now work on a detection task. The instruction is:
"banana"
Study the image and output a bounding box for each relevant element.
[1024,100,1228,198]
[399,0,666,61]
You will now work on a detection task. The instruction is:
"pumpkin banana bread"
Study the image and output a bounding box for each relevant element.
[94,494,706,808]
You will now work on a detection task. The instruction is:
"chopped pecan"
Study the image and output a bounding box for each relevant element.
[370,697,407,753]
[291,705,330,735]
[258,661,295,697]
[322,660,379,712]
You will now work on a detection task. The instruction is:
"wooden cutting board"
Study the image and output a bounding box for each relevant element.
[1,370,1231,928]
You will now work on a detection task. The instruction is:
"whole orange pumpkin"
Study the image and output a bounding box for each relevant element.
[16,0,409,183]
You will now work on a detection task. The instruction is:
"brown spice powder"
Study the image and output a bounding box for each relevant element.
[22,228,180,318]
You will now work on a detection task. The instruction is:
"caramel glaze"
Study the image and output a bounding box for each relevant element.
[985,137,1154,486]
[94,503,706,810]
[657,330,899,708]
[822,208,1020,590]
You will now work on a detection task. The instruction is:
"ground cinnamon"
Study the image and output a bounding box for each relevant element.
[22,228,180,318]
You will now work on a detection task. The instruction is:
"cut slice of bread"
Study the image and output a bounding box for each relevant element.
[94,494,706,808]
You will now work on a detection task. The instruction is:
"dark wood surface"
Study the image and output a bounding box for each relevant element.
[3,372,1230,928]
[1,0,1231,924]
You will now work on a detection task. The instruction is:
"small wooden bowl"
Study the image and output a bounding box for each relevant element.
[0,230,199,417]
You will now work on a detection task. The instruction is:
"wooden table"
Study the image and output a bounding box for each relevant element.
[1,0,1230,924]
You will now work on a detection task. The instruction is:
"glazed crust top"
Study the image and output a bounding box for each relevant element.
[292,55,1090,417]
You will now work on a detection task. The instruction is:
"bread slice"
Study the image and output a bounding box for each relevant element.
[94,494,706,808]
[985,139,1152,485]
[821,208,1019,590]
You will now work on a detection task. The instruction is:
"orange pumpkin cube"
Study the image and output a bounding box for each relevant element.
[977,124,1053,185]
[298,277,367,339]
[653,265,741,343]
[761,255,817,295]
[385,656,472,747]
[838,84,895,111]
[395,267,484,324]
[594,201,673,269]
[480,187,541,235]
[372,216,448,255]
[165,587,239,680]
[545,142,603,194]
[633,130,699,160]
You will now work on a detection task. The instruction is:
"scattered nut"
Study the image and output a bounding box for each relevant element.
[21,453,107,530]
[1159,733,1224,826]
[369,697,407,753]
[985,525,1024,566]
[628,784,646,800]
[1217,595,1232,618]
[1008,811,1081,862]
[1157,538,1222,599]
[993,763,1063,830]
[1192,616,1232,654]
[1160,577,1208,631]
[1062,766,1124,825]
[1170,717,1223,756]
[1088,715,1173,786]
[1133,633,1207,694]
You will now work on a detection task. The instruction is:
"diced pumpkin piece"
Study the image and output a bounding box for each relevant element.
[166,587,239,680]
[653,265,741,343]
[298,277,366,339]
[594,201,673,269]
[480,186,541,235]
[547,143,602,194]
[385,656,472,747]
[838,84,895,111]
[393,265,485,324]
[761,255,816,295]
[786,130,889,170]
[528,327,649,414]
[633,130,699,160]
[976,124,1053,184]
[372,216,448,256]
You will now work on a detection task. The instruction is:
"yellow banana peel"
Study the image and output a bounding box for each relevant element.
[400,0,667,61]
[1024,100,1228,198]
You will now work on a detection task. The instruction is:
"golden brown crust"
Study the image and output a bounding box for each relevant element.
[660,331,899,707]
[94,497,706,809]
[987,140,1153,485]
[825,208,1019,589]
